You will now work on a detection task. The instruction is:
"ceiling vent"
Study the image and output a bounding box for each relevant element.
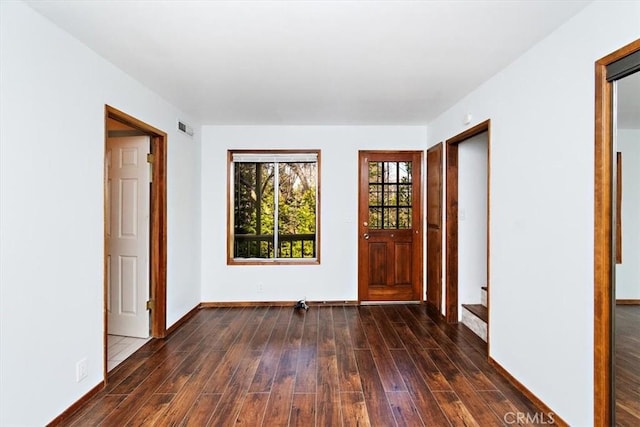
[178,120,194,136]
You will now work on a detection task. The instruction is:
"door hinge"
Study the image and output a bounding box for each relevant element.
[146,300,155,311]
[147,153,154,163]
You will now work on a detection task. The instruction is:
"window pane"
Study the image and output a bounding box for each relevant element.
[231,153,318,261]
[234,162,275,258]
[278,162,317,258]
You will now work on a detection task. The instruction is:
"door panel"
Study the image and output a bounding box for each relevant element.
[426,144,443,310]
[395,243,411,284]
[358,151,423,302]
[107,136,150,338]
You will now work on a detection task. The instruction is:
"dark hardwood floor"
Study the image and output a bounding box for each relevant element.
[54,304,560,426]
[616,305,640,426]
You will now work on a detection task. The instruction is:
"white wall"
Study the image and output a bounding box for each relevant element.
[458,132,488,314]
[616,129,640,299]
[200,126,426,302]
[426,1,640,425]
[0,2,201,425]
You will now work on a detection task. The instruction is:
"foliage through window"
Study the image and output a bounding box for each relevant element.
[231,151,319,261]
[368,161,413,229]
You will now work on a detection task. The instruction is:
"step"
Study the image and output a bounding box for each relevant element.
[461,304,487,342]
[481,286,487,307]
[463,304,488,322]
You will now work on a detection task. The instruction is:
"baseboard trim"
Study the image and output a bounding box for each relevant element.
[46,382,103,426]
[488,357,569,427]
[48,304,200,426]
[199,300,359,308]
[166,304,200,336]
[616,299,640,305]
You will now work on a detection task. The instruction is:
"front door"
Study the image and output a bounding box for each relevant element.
[106,136,150,338]
[358,151,423,302]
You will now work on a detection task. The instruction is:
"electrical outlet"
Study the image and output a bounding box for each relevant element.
[257,282,264,292]
[76,358,88,382]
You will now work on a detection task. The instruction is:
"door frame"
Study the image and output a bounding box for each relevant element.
[593,39,640,427]
[357,150,424,302]
[445,120,491,323]
[426,143,443,311]
[103,105,167,379]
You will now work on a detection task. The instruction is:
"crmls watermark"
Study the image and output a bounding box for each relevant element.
[503,411,556,425]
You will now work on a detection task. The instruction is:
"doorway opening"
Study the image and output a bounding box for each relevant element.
[593,39,640,426]
[445,120,490,345]
[104,105,167,380]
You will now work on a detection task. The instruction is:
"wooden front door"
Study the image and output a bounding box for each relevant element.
[358,151,423,302]
[426,143,443,310]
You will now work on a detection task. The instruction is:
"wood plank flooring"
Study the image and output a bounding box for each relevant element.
[55,305,560,426]
[615,305,640,426]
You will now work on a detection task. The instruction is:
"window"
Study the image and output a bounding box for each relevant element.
[367,161,413,229]
[228,150,320,264]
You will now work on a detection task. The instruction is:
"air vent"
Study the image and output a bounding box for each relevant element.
[178,120,194,136]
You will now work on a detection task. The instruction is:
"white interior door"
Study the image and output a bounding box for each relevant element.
[107,136,150,338]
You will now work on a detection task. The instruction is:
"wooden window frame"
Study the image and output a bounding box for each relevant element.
[227,149,321,266]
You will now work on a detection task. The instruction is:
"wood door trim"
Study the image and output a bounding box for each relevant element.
[104,105,168,381]
[594,38,640,427]
[616,152,622,264]
[426,143,443,311]
[445,120,491,324]
[357,150,424,302]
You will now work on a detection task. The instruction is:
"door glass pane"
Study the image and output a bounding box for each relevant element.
[369,207,381,228]
[399,161,411,182]
[385,162,398,183]
[399,208,412,228]
[383,185,397,206]
[368,161,412,229]
[383,207,397,228]
[399,184,412,206]
[369,162,382,183]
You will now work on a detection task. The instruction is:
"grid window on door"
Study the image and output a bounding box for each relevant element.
[229,150,319,263]
[368,161,412,229]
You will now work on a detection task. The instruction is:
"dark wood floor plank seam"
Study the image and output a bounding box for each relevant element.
[263,348,300,426]
[353,349,399,426]
[358,307,407,393]
[99,351,190,426]
[152,349,227,426]
[206,352,263,426]
[389,348,452,426]
[54,304,577,427]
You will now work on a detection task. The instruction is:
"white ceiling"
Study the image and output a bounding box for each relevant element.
[26,0,594,125]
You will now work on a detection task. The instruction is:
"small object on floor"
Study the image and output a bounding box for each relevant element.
[294,299,309,310]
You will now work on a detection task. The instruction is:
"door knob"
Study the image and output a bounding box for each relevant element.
[364,233,370,240]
